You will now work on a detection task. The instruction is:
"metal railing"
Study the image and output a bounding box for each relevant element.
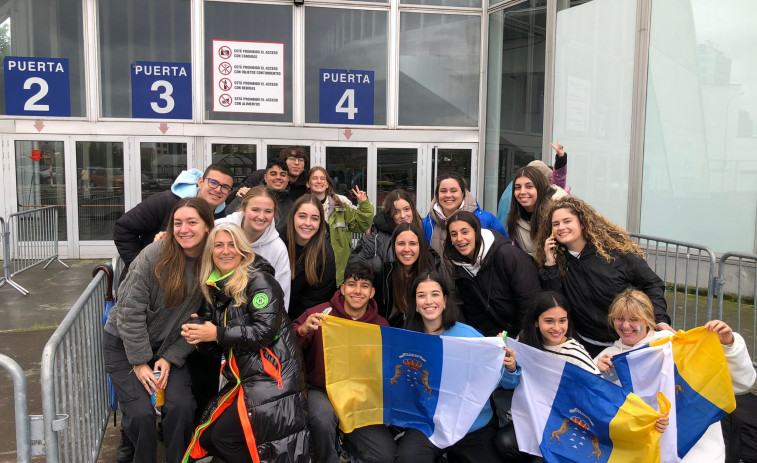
[39,265,113,463]
[0,354,32,463]
[0,206,69,295]
[715,252,757,367]
[631,233,718,330]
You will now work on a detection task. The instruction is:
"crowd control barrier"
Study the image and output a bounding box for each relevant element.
[631,233,718,330]
[39,262,116,463]
[0,206,69,295]
[716,252,757,367]
[0,354,32,463]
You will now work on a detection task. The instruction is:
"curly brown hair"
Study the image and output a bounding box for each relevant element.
[534,196,642,273]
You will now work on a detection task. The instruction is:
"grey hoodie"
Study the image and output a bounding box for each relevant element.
[214,212,291,309]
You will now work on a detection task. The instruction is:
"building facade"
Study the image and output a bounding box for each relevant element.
[0,0,754,258]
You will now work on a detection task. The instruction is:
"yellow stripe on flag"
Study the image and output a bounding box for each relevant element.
[650,327,736,413]
[322,317,385,432]
[607,392,665,463]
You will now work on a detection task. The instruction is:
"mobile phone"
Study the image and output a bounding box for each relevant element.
[322,307,332,315]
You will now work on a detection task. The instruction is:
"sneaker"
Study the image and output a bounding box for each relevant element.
[116,428,135,463]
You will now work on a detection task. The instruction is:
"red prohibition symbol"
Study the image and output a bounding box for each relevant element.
[219,94,233,107]
[219,46,232,59]
[219,62,232,75]
[219,78,233,90]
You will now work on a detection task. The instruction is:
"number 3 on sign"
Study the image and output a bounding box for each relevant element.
[150,80,175,114]
[335,89,357,120]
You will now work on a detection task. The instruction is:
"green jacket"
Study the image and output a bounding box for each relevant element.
[325,194,374,285]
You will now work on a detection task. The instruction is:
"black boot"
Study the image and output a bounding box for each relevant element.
[116,428,135,463]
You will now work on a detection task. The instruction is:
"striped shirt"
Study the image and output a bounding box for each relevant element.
[543,338,601,374]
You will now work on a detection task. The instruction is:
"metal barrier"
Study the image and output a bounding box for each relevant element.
[0,354,32,463]
[715,252,757,367]
[630,233,718,330]
[39,265,113,463]
[0,206,69,295]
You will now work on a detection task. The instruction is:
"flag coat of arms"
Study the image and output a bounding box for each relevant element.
[321,316,507,448]
[508,339,666,463]
[611,327,739,460]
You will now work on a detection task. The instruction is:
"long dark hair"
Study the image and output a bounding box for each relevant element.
[443,211,482,264]
[287,194,328,285]
[518,290,574,351]
[506,166,556,241]
[155,197,213,309]
[404,272,458,333]
[382,189,423,231]
[390,223,434,316]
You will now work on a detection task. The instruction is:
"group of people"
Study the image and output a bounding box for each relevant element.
[104,145,754,463]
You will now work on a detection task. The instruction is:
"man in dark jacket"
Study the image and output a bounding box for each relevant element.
[229,145,309,206]
[113,163,234,278]
[293,261,394,463]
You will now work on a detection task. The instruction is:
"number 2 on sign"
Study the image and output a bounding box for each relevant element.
[23,77,50,111]
[335,89,358,120]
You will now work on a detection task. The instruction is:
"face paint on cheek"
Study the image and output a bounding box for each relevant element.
[638,325,644,332]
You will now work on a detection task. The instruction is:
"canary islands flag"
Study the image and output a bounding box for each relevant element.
[321,317,506,448]
[509,339,667,463]
[611,327,736,460]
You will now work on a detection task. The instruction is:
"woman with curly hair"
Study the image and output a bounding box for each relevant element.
[535,196,671,356]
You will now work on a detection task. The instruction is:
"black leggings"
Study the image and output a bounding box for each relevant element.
[199,406,253,463]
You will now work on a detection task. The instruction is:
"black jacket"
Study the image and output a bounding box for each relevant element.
[288,241,337,321]
[113,190,226,275]
[450,231,541,337]
[190,256,309,462]
[539,243,670,343]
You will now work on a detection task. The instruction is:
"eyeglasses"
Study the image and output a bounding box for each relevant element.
[613,317,641,326]
[205,178,232,194]
[287,156,305,164]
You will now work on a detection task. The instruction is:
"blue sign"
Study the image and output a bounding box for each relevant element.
[4,57,70,117]
[131,61,191,119]
[319,69,374,125]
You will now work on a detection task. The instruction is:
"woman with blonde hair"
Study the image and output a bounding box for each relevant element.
[181,223,308,463]
[306,166,373,286]
[536,196,671,356]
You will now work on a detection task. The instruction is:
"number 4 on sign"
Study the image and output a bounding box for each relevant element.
[335,89,357,120]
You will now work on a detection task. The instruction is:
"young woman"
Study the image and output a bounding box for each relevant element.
[305,166,374,286]
[505,165,568,256]
[215,186,291,308]
[103,198,213,463]
[423,172,507,258]
[398,272,520,463]
[444,211,540,337]
[518,291,599,374]
[536,196,671,356]
[181,223,308,463]
[286,194,337,320]
[378,223,437,326]
[595,289,750,461]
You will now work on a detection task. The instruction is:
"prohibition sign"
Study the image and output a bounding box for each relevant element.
[219,78,233,90]
[218,62,232,75]
[219,94,233,107]
[219,46,232,59]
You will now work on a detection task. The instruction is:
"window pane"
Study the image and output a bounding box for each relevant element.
[433,148,471,192]
[377,148,417,207]
[399,13,480,127]
[551,0,636,227]
[484,0,546,211]
[212,143,256,187]
[325,147,368,203]
[0,0,85,116]
[641,0,757,253]
[140,142,187,201]
[403,0,480,9]
[15,141,67,240]
[305,8,388,125]
[204,3,293,122]
[77,142,125,241]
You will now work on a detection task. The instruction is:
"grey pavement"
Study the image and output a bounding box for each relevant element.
[0,259,141,462]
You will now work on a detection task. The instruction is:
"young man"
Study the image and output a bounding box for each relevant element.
[293,262,393,463]
[113,163,234,277]
[229,145,309,207]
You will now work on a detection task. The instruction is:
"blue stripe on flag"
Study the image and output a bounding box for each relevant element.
[381,327,443,435]
[672,367,727,457]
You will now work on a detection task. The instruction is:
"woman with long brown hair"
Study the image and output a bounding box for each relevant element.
[285,194,337,320]
[536,196,671,356]
[103,197,214,463]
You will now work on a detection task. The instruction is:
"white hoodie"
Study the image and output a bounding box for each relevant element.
[215,212,291,310]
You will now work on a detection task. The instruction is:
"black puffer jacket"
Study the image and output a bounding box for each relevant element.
[187,256,309,462]
[450,230,541,337]
[539,243,670,343]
